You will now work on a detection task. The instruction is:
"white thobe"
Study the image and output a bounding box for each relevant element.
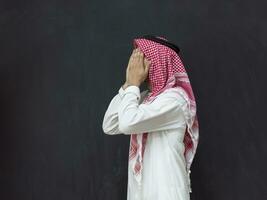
[102,85,191,200]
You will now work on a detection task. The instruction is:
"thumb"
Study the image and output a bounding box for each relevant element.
[144,59,151,70]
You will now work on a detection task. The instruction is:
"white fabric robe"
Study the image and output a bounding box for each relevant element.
[102,85,191,200]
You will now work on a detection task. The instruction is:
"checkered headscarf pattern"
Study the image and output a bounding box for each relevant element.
[128,36,199,192]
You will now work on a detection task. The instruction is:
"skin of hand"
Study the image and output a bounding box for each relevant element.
[122,48,151,90]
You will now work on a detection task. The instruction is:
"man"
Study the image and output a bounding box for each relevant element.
[102,36,199,200]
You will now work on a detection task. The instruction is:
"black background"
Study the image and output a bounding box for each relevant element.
[0,0,267,199]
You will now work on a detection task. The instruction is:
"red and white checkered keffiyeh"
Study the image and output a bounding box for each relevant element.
[128,35,199,193]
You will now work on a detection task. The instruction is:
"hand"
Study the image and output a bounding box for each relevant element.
[124,48,151,88]
[122,82,129,90]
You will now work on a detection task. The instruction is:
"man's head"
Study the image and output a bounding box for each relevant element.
[133,35,185,95]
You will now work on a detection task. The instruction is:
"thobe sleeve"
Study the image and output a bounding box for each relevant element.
[117,85,188,135]
[102,86,125,135]
[102,86,147,135]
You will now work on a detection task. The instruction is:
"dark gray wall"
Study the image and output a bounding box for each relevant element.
[0,0,266,199]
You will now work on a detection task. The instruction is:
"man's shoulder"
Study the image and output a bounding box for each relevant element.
[162,87,188,98]
[154,87,190,110]
[141,87,189,105]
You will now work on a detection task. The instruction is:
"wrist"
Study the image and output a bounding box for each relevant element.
[122,82,129,90]
[122,82,140,90]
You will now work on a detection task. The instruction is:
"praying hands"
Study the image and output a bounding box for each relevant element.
[122,48,151,90]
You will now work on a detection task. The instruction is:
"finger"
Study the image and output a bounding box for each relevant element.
[135,48,140,54]
[137,48,143,56]
[131,49,138,59]
[139,50,144,58]
[137,54,144,65]
[133,48,138,57]
[145,60,150,73]
[137,49,144,61]
[129,53,134,62]
[144,59,151,69]
[130,51,135,60]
